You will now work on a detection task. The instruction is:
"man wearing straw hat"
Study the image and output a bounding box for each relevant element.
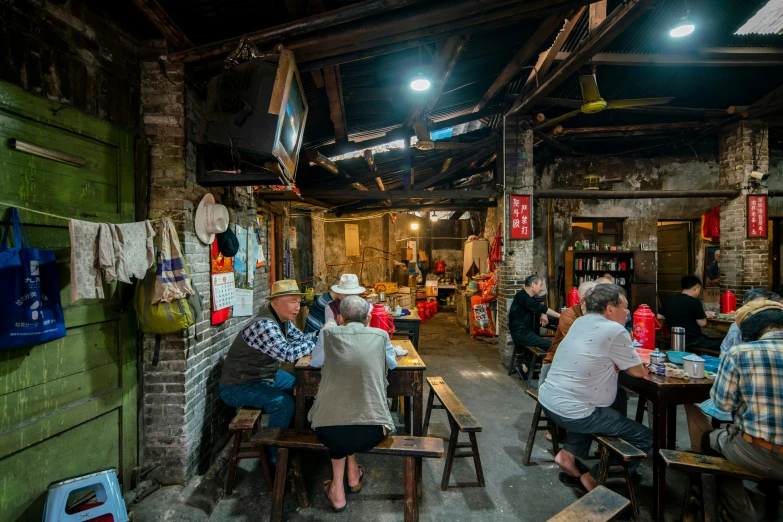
[219,279,316,463]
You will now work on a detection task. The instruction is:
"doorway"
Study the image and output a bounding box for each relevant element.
[657,221,693,307]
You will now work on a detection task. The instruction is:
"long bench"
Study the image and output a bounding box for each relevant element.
[252,428,443,522]
[423,376,484,490]
[548,485,631,522]
[660,449,780,521]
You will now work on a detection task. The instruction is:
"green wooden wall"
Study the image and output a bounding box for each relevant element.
[0,81,138,521]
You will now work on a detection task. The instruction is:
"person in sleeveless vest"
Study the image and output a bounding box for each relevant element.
[307,296,397,513]
[219,280,316,464]
[305,273,366,334]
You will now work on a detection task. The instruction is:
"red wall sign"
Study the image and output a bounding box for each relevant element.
[747,195,768,238]
[510,195,532,239]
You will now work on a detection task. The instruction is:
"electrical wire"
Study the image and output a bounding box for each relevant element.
[289,211,396,222]
[0,201,191,223]
[297,254,405,285]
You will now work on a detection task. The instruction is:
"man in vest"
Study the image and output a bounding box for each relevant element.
[219,279,316,463]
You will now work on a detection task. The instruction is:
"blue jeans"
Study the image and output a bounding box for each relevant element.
[542,394,652,477]
[219,371,296,463]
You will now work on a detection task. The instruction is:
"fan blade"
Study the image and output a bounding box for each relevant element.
[413,121,430,142]
[432,141,474,150]
[534,110,583,130]
[607,97,674,110]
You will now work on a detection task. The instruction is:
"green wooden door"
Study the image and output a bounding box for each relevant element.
[0,81,138,521]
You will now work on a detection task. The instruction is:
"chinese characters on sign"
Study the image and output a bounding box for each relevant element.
[747,195,768,238]
[510,195,532,239]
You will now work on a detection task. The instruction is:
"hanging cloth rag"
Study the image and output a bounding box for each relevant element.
[489,223,503,271]
[115,221,156,282]
[701,206,720,241]
[152,217,194,304]
[69,219,105,302]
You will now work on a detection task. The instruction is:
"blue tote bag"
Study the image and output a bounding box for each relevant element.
[0,208,66,349]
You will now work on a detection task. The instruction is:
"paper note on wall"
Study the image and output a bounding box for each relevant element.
[345,224,360,257]
[234,289,254,317]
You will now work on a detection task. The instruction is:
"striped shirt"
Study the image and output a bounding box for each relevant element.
[305,292,333,334]
[711,330,783,446]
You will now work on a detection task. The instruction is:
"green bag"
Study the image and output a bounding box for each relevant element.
[134,258,203,364]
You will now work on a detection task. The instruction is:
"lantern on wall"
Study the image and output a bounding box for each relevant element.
[583,162,600,190]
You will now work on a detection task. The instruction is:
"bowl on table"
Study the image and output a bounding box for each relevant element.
[665,351,693,365]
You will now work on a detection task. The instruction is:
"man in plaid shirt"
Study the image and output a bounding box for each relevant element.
[705,299,783,520]
[220,280,316,463]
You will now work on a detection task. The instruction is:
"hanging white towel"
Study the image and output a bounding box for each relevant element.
[69,219,104,302]
[115,221,156,282]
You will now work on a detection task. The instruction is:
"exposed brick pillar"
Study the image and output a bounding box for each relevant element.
[140,40,271,485]
[497,116,535,367]
[719,121,769,301]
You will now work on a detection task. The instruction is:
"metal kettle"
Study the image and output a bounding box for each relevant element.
[671,327,686,352]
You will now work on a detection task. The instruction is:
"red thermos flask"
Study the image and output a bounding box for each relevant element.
[721,291,737,314]
[566,287,580,308]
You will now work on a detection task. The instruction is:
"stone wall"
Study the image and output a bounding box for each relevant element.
[140,40,272,485]
[0,0,140,129]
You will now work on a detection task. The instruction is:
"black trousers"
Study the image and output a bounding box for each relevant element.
[315,425,386,460]
[511,329,553,351]
[687,336,722,351]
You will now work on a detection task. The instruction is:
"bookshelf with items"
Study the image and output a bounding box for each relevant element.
[564,250,658,312]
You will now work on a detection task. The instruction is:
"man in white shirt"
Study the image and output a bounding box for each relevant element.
[539,284,651,491]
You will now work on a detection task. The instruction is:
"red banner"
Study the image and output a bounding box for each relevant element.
[510,195,531,239]
[747,195,768,238]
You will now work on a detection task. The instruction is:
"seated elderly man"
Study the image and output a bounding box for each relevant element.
[683,288,780,452]
[219,280,316,463]
[539,284,651,491]
[702,299,783,520]
[308,296,397,512]
[305,273,366,334]
[540,280,601,384]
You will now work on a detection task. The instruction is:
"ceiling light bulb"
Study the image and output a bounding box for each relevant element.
[410,74,431,91]
[411,223,419,230]
[670,16,695,37]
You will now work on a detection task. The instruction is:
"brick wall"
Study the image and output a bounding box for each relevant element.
[496,116,535,367]
[141,40,272,485]
[719,121,769,301]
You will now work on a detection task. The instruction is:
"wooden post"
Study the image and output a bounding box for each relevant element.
[547,198,555,310]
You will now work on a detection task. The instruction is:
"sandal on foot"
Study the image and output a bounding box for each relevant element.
[346,465,365,494]
[558,472,587,492]
[323,480,347,513]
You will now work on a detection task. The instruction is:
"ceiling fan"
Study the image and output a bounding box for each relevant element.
[411,120,476,151]
[535,72,674,130]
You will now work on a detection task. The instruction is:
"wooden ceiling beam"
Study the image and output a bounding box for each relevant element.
[300,189,498,200]
[169,0,429,63]
[589,0,607,31]
[474,13,565,111]
[507,0,655,117]
[554,51,783,67]
[296,0,595,69]
[541,97,727,117]
[131,0,194,50]
[521,7,586,95]
[553,121,707,136]
[533,129,576,154]
[323,65,348,143]
[414,143,497,190]
[349,201,496,213]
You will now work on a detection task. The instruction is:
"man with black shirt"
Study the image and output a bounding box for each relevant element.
[509,276,561,376]
[660,275,720,352]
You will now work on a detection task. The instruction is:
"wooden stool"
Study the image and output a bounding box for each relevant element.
[594,436,647,519]
[547,485,631,521]
[523,388,560,465]
[226,407,273,496]
[423,376,484,490]
[661,449,781,521]
[508,344,548,388]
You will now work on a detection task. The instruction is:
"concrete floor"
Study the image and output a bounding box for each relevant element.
[134,311,774,522]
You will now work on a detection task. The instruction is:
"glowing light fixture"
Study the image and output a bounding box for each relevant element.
[411,222,419,230]
[670,16,695,37]
[410,73,431,91]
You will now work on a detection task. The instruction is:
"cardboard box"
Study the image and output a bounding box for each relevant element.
[704,288,719,303]
[400,248,413,261]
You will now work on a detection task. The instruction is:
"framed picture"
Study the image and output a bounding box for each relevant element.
[704,245,720,287]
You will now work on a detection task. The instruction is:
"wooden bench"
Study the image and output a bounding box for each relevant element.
[226,407,272,496]
[660,449,781,521]
[422,376,484,490]
[523,387,559,465]
[252,428,443,522]
[594,435,647,519]
[548,485,631,522]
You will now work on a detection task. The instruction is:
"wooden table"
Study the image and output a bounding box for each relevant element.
[706,316,734,334]
[294,339,427,495]
[619,371,713,520]
[394,310,422,350]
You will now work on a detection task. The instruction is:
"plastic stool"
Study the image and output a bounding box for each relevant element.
[43,468,128,522]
